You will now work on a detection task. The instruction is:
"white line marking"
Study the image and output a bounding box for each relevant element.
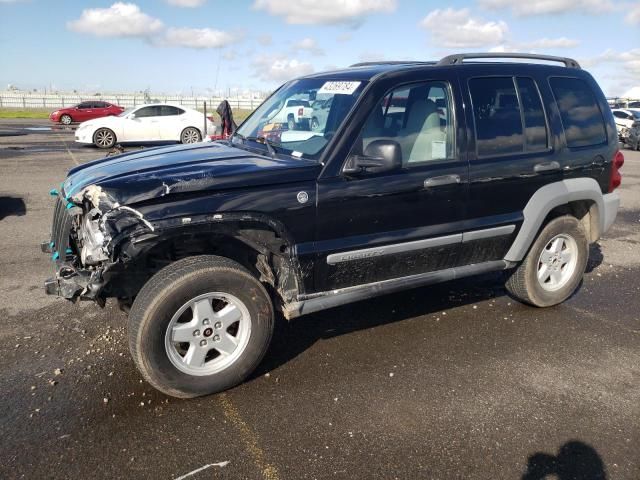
[173,461,230,480]
[56,133,79,166]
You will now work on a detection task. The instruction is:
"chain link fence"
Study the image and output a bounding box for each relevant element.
[0,92,267,111]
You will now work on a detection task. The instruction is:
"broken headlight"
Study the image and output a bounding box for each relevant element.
[79,208,109,265]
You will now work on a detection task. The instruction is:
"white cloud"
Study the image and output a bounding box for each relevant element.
[252,55,314,83]
[420,8,507,48]
[491,37,580,51]
[253,0,396,25]
[67,2,163,37]
[67,2,163,38]
[166,0,206,6]
[479,0,615,16]
[292,37,325,56]
[581,49,640,96]
[163,27,235,48]
[626,4,640,25]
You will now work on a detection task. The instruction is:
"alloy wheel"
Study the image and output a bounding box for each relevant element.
[537,234,578,292]
[164,292,252,376]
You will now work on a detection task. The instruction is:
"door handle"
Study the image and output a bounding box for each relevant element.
[424,174,461,187]
[534,161,560,173]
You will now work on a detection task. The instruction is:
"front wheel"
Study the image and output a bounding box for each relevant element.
[128,256,274,398]
[181,127,201,144]
[93,128,116,149]
[60,114,72,125]
[506,215,588,307]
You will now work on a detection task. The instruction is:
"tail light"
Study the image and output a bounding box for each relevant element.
[608,150,624,192]
[298,107,304,116]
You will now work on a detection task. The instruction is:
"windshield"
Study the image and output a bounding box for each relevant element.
[234,78,367,160]
[631,110,640,119]
[118,107,135,117]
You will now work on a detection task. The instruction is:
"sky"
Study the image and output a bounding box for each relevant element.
[0,0,639,97]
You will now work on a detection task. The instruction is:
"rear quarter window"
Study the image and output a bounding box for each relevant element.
[549,77,607,148]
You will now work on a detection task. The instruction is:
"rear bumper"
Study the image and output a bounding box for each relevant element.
[602,191,620,235]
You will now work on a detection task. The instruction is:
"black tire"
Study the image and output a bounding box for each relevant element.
[128,255,274,398]
[93,128,116,149]
[287,114,295,130]
[311,117,319,130]
[505,215,589,307]
[60,114,72,125]
[180,127,201,144]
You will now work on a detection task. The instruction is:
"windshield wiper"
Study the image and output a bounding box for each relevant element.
[246,136,277,158]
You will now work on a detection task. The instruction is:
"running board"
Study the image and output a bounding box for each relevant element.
[283,260,513,319]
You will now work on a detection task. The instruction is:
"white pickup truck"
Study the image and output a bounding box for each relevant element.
[267,98,313,129]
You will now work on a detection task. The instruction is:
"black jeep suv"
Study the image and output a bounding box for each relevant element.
[44,53,624,398]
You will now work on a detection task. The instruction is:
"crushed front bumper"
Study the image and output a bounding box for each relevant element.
[44,264,104,300]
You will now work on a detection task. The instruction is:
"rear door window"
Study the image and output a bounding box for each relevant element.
[160,106,184,116]
[549,77,607,148]
[469,77,524,156]
[516,77,548,151]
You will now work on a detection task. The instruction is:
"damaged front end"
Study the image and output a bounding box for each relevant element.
[42,185,153,303]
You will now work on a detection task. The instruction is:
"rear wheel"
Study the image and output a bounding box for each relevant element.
[311,117,320,130]
[505,215,588,307]
[287,114,296,130]
[93,128,116,149]
[60,114,72,125]
[128,255,274,398]
[181,127,201,144]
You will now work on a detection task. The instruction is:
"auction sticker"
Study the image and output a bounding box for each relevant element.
[318,81,361,95]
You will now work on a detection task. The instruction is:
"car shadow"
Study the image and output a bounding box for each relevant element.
[251,271,508,379]
[0,196,26,220]
[586,242,604,273]
[522,440,607,480]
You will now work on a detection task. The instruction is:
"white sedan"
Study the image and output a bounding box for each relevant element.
[74,103,216,149]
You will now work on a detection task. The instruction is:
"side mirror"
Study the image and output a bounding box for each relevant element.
[129,113,136,119]
[343,139,402,175]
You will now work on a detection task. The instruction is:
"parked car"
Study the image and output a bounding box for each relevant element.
[266,98,313,129]
[625,120,640,151]
[611,108,640,141]
[43,53,623,398]
[49,101,124,125]
[74,103,215,148]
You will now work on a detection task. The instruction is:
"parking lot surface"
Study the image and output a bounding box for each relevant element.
[1,119,639,479]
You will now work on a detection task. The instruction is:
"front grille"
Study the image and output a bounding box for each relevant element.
[50,195,74,263]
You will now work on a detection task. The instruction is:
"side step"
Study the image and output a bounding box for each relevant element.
[283,260,512,319]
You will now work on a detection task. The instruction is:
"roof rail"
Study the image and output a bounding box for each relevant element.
[437,53,580,69]
[349,61,436,68]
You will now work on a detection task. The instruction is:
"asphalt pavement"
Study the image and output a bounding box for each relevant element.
[0,119,639,479]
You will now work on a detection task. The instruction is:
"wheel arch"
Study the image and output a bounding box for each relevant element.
[505,178,608,262]
[112,213,304,308]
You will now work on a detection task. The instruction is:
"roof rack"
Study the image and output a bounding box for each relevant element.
[349,61,436,68]
[437,53,580,69]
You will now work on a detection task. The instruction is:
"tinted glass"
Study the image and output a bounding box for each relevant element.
[352,81,455,166]
[93,102,106,108]
[135,106,161,118]
[469,77,523,156]
[516,77,548,151]
[613,111,626,119]
[77,102,92,109]
[160,106,184,116]
[550,77,606,148]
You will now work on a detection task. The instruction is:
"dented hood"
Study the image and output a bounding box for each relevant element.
[63,142,320,205]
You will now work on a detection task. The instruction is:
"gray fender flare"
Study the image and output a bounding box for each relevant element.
[504,178,615,262]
